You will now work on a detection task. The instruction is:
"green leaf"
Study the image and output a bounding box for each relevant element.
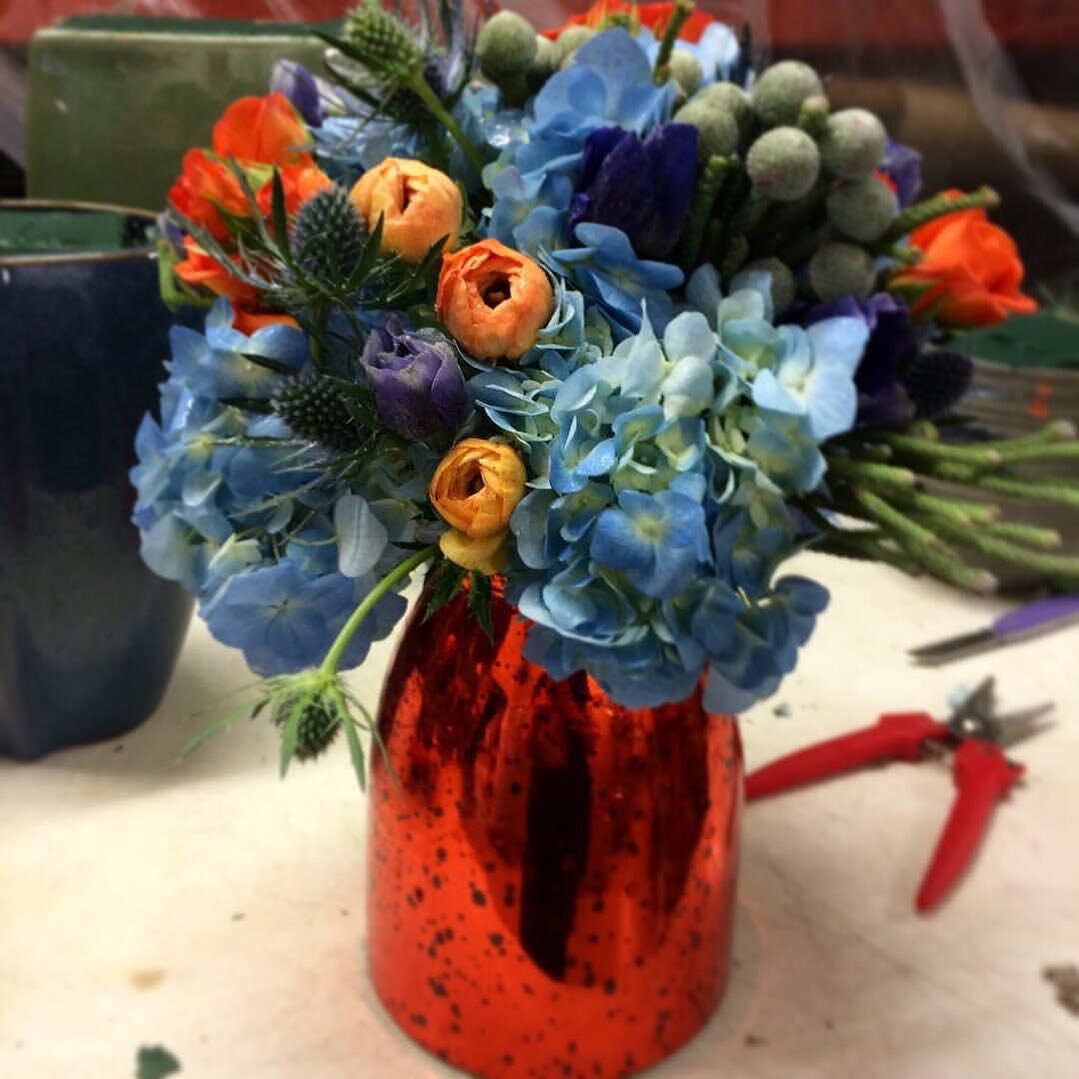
[347,214,385,292]
[238,351,296,375]
[340,698,369,794]
[467,570,494,641]
[136,1045,181,1079]
[270,168,292,266]
[422,559,467,622]
[278,695,306,779]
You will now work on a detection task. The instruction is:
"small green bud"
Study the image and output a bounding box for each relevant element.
[808,241,875,302]
[273,696,341,762]
[556,25,595,63]
[819,108,887,179]
[669,49,703,95]
[827,175,899,242]
[746,126,820,202]
[527,34,561,91]
[477,11,538,81]
[745,257,796,315]
[344,4,424,81]
[675,99,739,162]
[694,82,752,134]
[750,60,824,127]
[797,93,830,137]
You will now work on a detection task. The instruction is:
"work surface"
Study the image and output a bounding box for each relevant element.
[3,554,1078,1079]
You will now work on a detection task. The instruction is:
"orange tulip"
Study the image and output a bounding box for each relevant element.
[429,439,527,540]
[212,92,314,169]
[435,239,555,362]
[349,158,463,264]
[892,190,1037,327]
[168,148,252,242]
[174,237,257,304]
[255,164,334,220]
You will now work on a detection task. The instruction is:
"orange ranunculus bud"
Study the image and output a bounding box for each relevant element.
[892,190,1037,327]
[435,239,555,362]
[349,157,463,264]
[255,164,334,219]
[212,92,314,169]
[438,529,510,576]
[168,148,251,241]
[429,439,527,540]
[174,237,258,304]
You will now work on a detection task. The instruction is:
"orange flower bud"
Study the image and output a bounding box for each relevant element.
[174,237,257,304]
[892,189,1037,327]
[212,92,314,169]
[438,529,510,576]
[429,439,527,540]
[435,239,555,362]
[349,158,463,263]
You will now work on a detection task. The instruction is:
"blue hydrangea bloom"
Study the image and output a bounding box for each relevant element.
[201,560,405,676]
[483,30,678,264]
[500,301,832,711]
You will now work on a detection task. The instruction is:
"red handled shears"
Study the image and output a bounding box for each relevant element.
[745,677,1052,913]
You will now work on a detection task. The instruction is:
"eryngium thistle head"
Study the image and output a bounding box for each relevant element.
[344,2,424,82]
[273,696,341,761]
[273,374,362,451]
[290,186,367,283]
[902,349,975,419]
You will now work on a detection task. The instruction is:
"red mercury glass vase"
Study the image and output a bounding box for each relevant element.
[367,582,743,1079]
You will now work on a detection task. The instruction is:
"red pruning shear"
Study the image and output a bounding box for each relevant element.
[745,677,1052,913]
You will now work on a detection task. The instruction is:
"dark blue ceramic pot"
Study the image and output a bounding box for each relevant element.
[0,201,193,759]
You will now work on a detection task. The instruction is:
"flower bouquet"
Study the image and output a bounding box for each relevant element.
[133,1,1078,1074]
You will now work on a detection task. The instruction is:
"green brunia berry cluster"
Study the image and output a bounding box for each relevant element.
[667,58,998,306]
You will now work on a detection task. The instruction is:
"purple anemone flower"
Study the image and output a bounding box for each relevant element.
[271,61,323,128]
[568,123,699,261]
[359,320,469,441]
[880,138,923,209]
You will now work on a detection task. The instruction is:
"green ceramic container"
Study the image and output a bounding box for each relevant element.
[26,15,337,213]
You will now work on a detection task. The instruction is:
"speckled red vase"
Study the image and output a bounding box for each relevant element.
[367,583,743,1079]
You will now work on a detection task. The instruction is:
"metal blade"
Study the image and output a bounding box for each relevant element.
[909,628,996,665]
[995,703,1055,748]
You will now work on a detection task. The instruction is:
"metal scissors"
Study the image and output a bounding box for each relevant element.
[745,677,1053,912]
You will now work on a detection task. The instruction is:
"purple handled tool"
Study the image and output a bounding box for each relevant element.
[910,595,1079,664]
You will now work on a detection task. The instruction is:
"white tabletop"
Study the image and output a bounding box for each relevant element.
[3,553,1078,1079]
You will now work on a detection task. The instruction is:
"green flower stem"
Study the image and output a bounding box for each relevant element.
[880,185,999,245]
[816,533,920,575]
[983,520,1062,550]
[890,487,1000,525]
[654,0,696,83]
[875,431,1003,467]
[825,454,916,488]
[975,473,1079,508]
[852,488,997,593]
[995,440,1079,466]
[727,188,771,240]
[928,515,1079,578]
[679,154,735,269]
[928,460,980,483]
[407,71,485,172]
[800,501,920,574]
[991,419,1076,448]
[319,545,438,677]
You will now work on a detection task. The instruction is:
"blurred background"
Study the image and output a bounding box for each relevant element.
[1,0,1076,294]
